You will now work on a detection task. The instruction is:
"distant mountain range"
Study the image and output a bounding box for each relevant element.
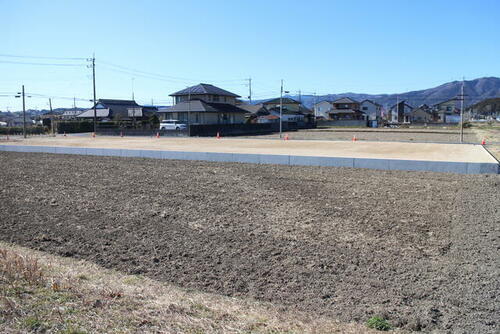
[275,77,500,109]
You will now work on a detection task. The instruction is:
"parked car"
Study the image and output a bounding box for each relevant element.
[159,120,187,130]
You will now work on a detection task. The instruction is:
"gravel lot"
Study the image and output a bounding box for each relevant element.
[1,152,499,333]
[241,128,480,143]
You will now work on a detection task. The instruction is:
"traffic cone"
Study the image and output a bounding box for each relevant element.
[216,132,221,139]
[92,132,96,138]
[481,138,486,145]
[352,135,357,142]
[284,134,289,140]
[156,132,160,139]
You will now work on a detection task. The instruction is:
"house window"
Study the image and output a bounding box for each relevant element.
[213,95,220,102]
[362,107,368,111]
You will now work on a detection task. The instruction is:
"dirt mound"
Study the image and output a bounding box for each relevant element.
[0,152,498,333]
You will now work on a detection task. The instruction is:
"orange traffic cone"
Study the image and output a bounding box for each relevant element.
[156,132,160,139]
[216,132,221,139]
[352,135,357,142]
[481,138,486,145]
[284,134,289,140]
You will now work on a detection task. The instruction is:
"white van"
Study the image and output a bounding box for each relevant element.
[159,120,187,130]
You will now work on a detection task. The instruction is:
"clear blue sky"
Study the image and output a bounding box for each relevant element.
[2,0,499,110]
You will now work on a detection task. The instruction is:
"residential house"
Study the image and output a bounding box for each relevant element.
[388,101,414,123]
[164,83,247,124]
[410,104,433,123]
[432,98,459,123]
[466,97,500,119]
[328,97,365,120]
[261,97,313,123]
[360,100,382,121]
[313,101,333,119]
[76,99,157,122]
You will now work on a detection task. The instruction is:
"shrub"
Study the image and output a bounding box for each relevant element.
[366,316,392,331]
[56,121,94,134]
[0,126,47,135]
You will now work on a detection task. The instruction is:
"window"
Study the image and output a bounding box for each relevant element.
[362,107,368,111]
[213,95,220,102]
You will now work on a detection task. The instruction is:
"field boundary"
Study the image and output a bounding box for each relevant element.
[1,144,498,174]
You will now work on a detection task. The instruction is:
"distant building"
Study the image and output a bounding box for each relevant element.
[466,97,500,119]
[388,101,413,123]
[164,83,247,124]
[76,99,157,122]
[360,100,382,121]
[328,97,365,120]
[410,104,433,123]
[313,101,333,119]
[432,98,459,123]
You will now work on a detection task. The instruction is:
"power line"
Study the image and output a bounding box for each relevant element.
[0,54,87,60]
[0,60,85,67]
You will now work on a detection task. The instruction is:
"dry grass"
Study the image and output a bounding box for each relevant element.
[472,123,500,160]
[0,242,388,334]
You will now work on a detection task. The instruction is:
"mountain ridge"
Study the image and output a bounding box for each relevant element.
[262,77,500,109]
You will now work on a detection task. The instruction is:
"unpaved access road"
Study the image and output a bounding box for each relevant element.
[0,152,499,333]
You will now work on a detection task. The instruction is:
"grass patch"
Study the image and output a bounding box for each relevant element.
[366,316,392,331]
[0,242,379,333]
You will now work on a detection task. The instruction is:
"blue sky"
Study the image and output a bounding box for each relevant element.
[2,0,499,110]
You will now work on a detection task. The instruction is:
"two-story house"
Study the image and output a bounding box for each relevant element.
[432,98,459,123]
[360,100,382,121]
[165,83,248,124]
[410,104,434,123]
[313,101,333,119]
[328,97,365,120]
[388,101,414,123]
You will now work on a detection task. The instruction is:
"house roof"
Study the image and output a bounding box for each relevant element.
[433,98,458,108]
[79,99,150,119]
[332,97,359,104]
[262,97,300,105]
[360,99,382,107]
[238,104,266,113]
[313,100,333,107]
[258,115,280,120]
[164,100,247,114]
[170,84,240,97]
[77,108,110,118]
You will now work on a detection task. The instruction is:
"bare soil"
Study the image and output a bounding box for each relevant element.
[1,152,499,333]
[240,128,480,144]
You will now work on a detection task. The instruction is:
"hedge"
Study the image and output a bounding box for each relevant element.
[56,121,94,134]
[0,126,48,135]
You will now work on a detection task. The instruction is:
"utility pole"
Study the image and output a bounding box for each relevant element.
[92,53,97,135]
[460,77,465,143]
[247,78,252,103]
[22,85,26,138]
[132,78,135,100]
[279,80,283,138]
[49,98,54,136]
[187,88,191,137]
[298,89,301,104]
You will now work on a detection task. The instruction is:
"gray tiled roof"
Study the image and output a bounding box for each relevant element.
[77,108,110,118]
[164,100,247,114]
[332,97,359,104]
[170,84,240,97]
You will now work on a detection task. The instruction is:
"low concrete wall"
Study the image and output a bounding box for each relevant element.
[0,144,497,174]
